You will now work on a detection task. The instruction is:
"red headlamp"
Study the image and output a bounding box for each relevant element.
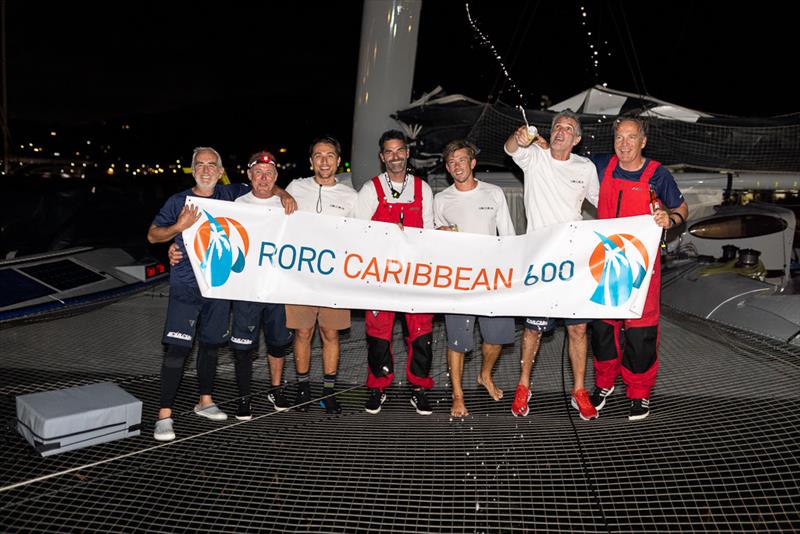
[248,154,277,168]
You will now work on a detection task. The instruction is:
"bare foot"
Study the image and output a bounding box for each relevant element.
[477,374,503,401]
[451,395,469,417]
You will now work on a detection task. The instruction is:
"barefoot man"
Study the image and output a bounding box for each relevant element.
[434,140,516,416]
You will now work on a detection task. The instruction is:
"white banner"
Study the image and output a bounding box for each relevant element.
[183,197,662,318]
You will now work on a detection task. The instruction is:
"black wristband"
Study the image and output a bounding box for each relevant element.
[670,212,686,225]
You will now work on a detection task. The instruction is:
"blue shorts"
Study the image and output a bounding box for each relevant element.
[445,314,516,353]
[524,316,588,332]
[162,284,230,347]
[230,301,293,357]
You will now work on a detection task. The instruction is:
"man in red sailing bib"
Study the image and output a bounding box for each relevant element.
[354,129,436,415]
[590,117,688,421]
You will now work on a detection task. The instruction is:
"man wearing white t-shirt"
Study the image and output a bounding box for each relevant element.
[503,110,600,421]
[354,130,436,416]
[227,152,295,420]
[285,136,358,414]
[434,140,516,417]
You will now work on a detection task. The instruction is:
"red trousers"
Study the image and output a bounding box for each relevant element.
[365,311,434,390]
[591,258,661,399]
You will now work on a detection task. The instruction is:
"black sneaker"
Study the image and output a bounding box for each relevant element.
[320,392,342,414]
[629,398,650,421]
[267,389,291,412]
[589,385,615,410]
[410,389,432,416]
[364,388,387,414]
[294,382,311,412]
[235,398,252,421]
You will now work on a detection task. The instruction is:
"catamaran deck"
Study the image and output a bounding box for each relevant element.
[1,283,798,532]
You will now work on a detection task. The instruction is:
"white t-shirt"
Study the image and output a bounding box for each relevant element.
[354,173,435,229]
[505,144,599,232]
[285,176,358,217]
[433,181,515,236]
[235,191,282,207]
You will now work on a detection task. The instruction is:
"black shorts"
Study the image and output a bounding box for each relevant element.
[162,284,230,347]
[230,301,293,356]
[524,316,588,332]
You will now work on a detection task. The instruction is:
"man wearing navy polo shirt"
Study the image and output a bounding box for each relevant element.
[589,117,689,421]
[148,146,294,441]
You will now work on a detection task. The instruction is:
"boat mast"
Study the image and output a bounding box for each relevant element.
[0,0,9,174]
[351,0,421,190]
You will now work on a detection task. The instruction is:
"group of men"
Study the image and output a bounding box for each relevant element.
[504,112,687,423]
[148,114,687,441]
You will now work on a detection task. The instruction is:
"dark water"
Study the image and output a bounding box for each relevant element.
[3,172,798,272]
[0,171,199,263]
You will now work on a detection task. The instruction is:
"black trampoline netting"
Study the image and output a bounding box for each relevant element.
[1,284,798,532]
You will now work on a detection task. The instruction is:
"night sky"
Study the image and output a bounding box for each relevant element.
[4,1,795,169]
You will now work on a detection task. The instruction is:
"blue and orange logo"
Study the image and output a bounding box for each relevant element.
[193,211,249,287]
[589,232,649,307]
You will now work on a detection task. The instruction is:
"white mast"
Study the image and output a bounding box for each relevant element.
[351,0,422,190]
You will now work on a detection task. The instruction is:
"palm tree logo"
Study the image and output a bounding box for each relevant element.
[589,232,649,307]
[193,211,249,287]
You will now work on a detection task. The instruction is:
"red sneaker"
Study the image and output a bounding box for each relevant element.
[511,384,532,417]
[571,388,599,421]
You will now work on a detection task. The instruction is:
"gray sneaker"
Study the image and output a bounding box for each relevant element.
[154,418,176,441]
[194,403,228,421]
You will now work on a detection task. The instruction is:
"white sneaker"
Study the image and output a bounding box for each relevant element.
[154,418,175,441]
[194,403,228,421]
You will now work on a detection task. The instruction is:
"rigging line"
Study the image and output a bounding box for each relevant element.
[559,329,611,533]
[0,103,13,142]
[0,381,369,496]
[506,0,541,69]
[606,2,646,99]
[488,6,523,101]
[490,1,540,104]
[0,322,451,496]
[664,4,694,71]
[615,0,648,96]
